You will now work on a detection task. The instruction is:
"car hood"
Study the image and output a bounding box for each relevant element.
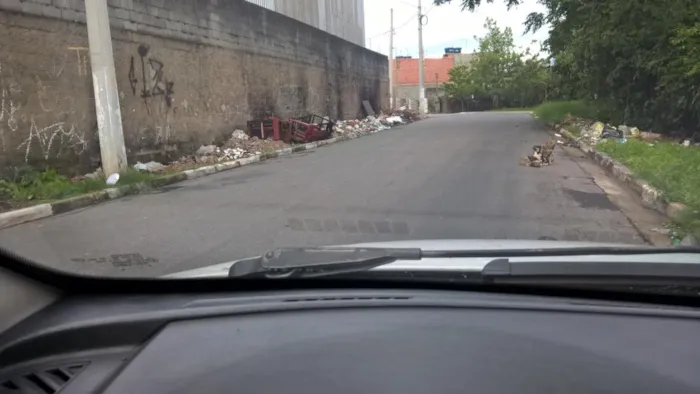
[165,239,698,279]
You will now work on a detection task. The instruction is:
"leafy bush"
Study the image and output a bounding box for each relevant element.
[533,100,621,125]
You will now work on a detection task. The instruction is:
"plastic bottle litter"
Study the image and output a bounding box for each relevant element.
[106,173,120,185]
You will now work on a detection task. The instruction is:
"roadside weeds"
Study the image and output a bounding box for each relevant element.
[532,103,699,244]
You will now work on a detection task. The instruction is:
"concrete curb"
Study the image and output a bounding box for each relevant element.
[559,128,688,220]
[0,129,389,230]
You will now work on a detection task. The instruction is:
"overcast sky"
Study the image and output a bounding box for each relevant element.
[363,0,549,58]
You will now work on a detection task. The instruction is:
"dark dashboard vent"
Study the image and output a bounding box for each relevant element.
[283,296,412,302]
[0,363,87,394]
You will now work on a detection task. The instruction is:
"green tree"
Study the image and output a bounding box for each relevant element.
[443,18,550,109]
[437,0,700,133]
[443,65,476,111]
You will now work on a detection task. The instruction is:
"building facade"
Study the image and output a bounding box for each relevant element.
[393,53,475,112]
[245,0,365,46]
[393,55,453,112]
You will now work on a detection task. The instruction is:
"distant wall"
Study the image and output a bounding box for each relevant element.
[0,0,387,173]
[245,0,365,47]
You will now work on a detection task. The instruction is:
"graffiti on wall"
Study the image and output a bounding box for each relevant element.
[17,118,87,162]
[0,53,90,163]
[125,44,178,148]
[128,44,174,110]
[0,87,20,152]
[67,46,89,77]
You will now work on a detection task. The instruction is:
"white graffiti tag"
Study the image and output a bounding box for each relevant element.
[0,88,20,152]
[17,118,87,162]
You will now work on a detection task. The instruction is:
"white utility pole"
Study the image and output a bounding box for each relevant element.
[389,8,394,110]
[417,0,427,115]
[86,0,127,175]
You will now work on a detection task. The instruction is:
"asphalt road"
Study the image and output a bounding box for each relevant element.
[0,112,645,277]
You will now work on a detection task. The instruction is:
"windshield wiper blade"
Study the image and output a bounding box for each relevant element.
[228,246,700,279]
[229,247,422,278]
[482,259,700,285]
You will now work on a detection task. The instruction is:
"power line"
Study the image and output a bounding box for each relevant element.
[366,3,435,40]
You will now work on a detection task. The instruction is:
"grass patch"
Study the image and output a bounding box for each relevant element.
[0,167,159,207]
[596,138,700,238]
[533,100,620,125]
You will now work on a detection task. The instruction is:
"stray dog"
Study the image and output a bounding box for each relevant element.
[520,140,556,167]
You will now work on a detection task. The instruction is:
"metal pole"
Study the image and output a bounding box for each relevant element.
[417,0,427,115]
[389,8,394,110]
[85,0,127,175]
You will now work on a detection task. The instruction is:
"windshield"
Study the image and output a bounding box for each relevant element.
[0,0,698,291]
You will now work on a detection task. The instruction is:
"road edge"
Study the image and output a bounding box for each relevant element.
[557,128,687,220]
[0,131,390,230]
[531,113,675,246]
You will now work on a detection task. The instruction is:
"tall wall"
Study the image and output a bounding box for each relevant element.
[245,0,365,46]
[0,0,387,173]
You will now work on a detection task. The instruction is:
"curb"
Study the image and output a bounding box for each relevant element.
[0,130,387,230]
[559,128,688,220]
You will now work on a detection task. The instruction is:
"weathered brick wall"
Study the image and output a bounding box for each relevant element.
[0,0,388,173]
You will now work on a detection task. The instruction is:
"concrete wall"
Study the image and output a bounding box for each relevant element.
[0,0,387,173]
[395,86,445,113]
[245,0,365,46]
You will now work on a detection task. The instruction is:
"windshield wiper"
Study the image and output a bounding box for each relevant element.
[229,248,423,278]
[481,259,700,285]
[228,246,700,279]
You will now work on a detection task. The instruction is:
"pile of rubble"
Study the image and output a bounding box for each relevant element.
[191,130,287,164]
[129,110,422,174]
[332,110,419,139]
[333,117,389,138]
[557,116,665,146]
[132,129,288,173]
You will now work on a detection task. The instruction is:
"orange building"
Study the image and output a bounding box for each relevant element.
[392,55,456,111]
[394,56,455,86]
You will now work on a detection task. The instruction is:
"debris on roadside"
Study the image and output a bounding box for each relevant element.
[133,161,165,173]
[332,110,419,139]
[106,173,120,185]
[385,115,404,125]
[639,131,663,142]
[630,127,640,137]
[601,127,622,140]
[84,168,104,180]
[681,234,699,246]
[195,145,217,157]
[618,125,631,137]
[290,114,334,142]
[558,116,678,147]
[147,109,421,174]
[231,129,248,140]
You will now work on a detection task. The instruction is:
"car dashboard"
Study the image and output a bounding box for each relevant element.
[1,285,700,394]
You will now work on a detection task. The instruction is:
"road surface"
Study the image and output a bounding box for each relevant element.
[0,112,646,277]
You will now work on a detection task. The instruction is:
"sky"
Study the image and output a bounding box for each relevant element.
[363,0,549,58]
